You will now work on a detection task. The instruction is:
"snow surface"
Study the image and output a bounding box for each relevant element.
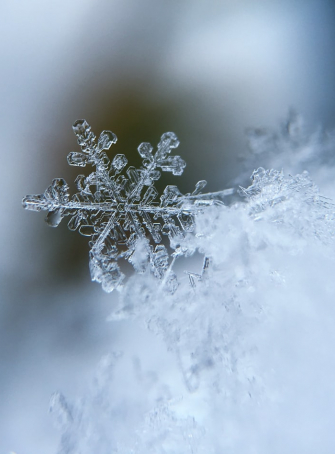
[50,116,335,453]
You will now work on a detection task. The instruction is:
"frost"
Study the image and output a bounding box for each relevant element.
[49,392,73,430]
[22,116,335,453]
[239,167,335,244]
[22,120,230,292]
[241,110,335,189]
[48,162,335,453]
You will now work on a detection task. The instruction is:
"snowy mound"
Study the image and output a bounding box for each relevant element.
[50,158,335,452]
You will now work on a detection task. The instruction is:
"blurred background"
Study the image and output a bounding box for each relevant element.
[1,0,335,452]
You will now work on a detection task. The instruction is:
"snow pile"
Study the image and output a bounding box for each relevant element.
[51,119,335,453]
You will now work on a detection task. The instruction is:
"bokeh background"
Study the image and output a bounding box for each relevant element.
[1,0,335,452]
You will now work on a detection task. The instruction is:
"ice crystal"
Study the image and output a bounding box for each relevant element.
[239,167,335,244]
[30,115,335,454]
[22,120,231,292]
[51,165,335,454]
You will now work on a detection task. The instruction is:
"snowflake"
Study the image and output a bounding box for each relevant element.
[22,120,231,292]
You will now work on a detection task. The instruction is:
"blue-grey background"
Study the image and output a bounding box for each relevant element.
[1,1,335,452]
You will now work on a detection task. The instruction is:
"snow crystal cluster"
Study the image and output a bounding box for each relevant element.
[23,115,335,453]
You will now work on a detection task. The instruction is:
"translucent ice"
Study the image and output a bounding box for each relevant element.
[22,120,231,292]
